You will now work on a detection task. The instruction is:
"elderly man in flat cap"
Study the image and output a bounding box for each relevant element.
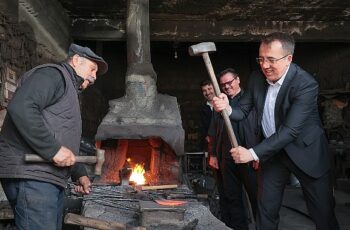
[0,44,108,230]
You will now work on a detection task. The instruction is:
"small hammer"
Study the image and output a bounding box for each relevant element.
[25,149,105,175]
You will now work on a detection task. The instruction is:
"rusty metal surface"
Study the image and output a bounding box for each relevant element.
[154,199,187,206]
[139,200,186,227]
[140,200,186,210]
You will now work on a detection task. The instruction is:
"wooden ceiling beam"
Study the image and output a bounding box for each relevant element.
[71,18,350,42]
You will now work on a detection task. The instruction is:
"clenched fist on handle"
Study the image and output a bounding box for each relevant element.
[213,93,231,113]
[53,146,76,167]
[230,146,254,163]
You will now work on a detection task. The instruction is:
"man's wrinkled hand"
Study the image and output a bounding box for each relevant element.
[52,146,76,167]
[213,93,229,112]
[230,146,254,163]
[74,176,92,195]
[209,156,219,169]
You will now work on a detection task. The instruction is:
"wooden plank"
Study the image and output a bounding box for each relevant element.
[64,213,145,230]
[140,184,178,190]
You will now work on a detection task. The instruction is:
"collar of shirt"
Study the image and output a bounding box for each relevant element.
[229,88,242,99]
[61,62,84,93]
[206,100,213,111]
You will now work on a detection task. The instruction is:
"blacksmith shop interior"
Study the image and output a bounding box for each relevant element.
[1,0,350,229]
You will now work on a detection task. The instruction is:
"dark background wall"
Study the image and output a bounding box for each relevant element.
[1,0,350,154]
[2,6,349,153]
[78,40,350,152]
[0,11,61,111]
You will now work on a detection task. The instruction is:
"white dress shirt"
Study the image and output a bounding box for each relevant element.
[206,100,213,111]
[249,66,290,160]
[261,74,287,138]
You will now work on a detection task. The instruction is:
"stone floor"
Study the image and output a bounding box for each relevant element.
[276,185,350,230]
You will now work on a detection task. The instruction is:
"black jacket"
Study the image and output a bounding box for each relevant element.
[0,63,87,187]
[199,102,213,138]
[209,90,261,162]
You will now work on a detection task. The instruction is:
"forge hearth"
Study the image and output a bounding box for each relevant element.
[94,138,180,185]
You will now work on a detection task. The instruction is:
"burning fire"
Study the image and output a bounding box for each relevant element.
[129,163,146,185]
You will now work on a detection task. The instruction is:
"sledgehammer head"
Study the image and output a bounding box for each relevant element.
[94,149,105,175]
[188,42,216,56]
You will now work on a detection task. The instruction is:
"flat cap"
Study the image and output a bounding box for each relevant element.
[68,43,108,75]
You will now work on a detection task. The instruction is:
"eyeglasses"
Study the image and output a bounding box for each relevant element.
[256,54,290,65]
[220,77,237,88]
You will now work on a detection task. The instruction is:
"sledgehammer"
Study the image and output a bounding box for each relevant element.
[25,149,105,175]
[189,42,238,147]
[189,42,255,225]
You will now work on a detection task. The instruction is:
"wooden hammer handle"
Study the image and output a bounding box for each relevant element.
[140,184,178,190]
[202,52,238,147]
[25,154,97,164]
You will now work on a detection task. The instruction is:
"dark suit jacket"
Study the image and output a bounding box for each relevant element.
[209,95,240,162]
[230,63,331,178]
[209,91,261,163]
[200,102,213,138]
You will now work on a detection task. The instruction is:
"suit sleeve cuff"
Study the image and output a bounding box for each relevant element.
[249,148,259,161]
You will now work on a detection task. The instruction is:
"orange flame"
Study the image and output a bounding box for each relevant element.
[129,163,146,185]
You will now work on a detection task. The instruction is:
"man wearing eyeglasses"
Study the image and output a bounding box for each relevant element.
[213,32,339,229]
[0,44,108,230]
[208,68,259,229]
